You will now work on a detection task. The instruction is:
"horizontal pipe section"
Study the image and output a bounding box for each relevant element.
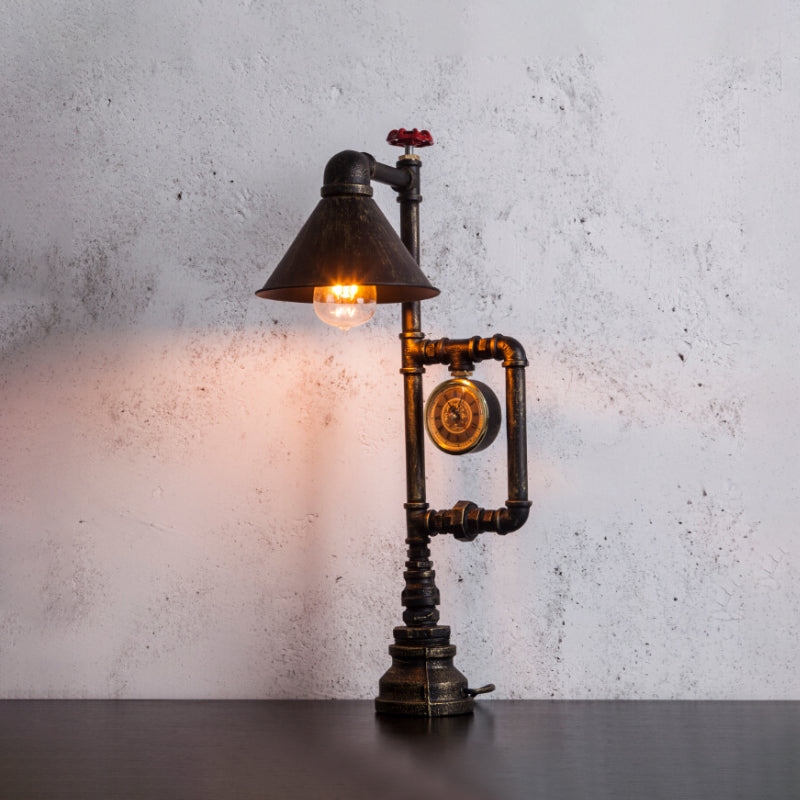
[319,151,414,195]
[422,499,531,540]
[417,333,528,370]
[367,155,414,191]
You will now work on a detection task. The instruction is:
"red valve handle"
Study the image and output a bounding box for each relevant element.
[386,128,434,148]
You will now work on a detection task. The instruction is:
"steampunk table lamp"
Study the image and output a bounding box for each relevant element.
[256,129,530,716]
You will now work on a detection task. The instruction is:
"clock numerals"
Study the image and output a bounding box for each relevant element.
[424,379,502,455]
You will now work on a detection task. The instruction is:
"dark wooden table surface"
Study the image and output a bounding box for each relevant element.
[1,700,797,799]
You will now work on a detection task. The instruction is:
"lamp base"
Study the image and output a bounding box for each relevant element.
[374,626,474,716]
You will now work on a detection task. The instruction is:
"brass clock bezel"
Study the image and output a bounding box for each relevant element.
[424,378,502,455]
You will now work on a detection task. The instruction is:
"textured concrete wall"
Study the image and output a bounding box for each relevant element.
[1,0,799,699]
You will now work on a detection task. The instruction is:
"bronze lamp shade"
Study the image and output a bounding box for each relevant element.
[256,150,439,304]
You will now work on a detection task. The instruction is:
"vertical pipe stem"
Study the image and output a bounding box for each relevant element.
[505,365,529,503]
[398,157,425,507]
[397,157,439,628]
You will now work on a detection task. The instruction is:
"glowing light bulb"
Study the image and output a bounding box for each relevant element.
[313,285,377,331]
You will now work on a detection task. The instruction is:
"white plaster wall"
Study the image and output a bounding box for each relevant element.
[1,0,798,699]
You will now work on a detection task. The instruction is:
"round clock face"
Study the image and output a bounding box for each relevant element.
[424,378,502,455]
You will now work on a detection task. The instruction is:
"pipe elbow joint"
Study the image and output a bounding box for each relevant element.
[496,500,532,535]
[321,150,374,196]
[490,334,528,368]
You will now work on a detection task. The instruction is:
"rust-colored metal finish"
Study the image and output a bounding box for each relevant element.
[415,334,532,537]
[255,131,531,716]
[424,378,502,455]
[255,151,439,304]
[373,143,531,717]
[375,149,475,716]
[375,326,531,713]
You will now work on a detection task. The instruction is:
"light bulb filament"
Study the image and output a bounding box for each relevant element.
[331,285,359,301]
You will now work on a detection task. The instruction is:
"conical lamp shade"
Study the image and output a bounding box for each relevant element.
[256,195,439,303]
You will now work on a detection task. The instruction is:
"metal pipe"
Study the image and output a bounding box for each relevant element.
[369,157,413,191]
[320,151,413,195]
[398,157,425,508]
[415,333,532,538]
[395,155,441,628]
[321,150,374,194]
